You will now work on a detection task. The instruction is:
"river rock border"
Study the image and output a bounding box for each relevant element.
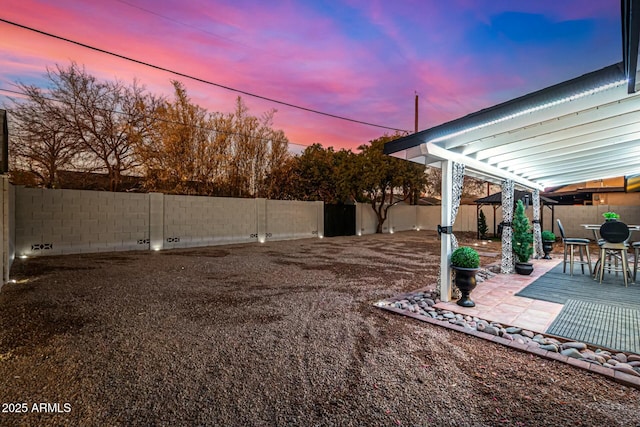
[374,289,640,390]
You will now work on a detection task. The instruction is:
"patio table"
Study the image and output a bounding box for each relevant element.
[581,223,640,242]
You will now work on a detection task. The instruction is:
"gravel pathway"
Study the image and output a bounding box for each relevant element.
[1,231,639,426]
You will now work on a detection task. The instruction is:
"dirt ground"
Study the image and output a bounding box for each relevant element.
[1,231,639,426]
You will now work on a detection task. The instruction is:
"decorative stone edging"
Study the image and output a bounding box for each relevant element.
[374,289,640,390]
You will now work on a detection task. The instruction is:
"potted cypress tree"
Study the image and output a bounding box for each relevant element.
[451,246,480,307]
[512,200,534,275]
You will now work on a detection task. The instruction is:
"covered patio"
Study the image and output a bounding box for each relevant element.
[384,0,640,304]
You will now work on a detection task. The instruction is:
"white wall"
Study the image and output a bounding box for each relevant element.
[9,185,640,264]
[266,199,323,241]
[162,195,257,249]
[354,202,640,239]
[356,203,492,235]
[15,188,150,256]
[13,187,323,257]
[355,202,378,235]
[0,177,11,289]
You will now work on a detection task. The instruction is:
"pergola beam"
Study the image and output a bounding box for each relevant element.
[422,142,544,190]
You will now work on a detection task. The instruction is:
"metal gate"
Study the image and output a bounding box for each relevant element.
[323,204,356,237]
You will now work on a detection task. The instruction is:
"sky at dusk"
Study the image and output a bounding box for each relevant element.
[0,0,622,153]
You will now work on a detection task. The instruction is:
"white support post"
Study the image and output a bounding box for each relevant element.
[439,160,453,302]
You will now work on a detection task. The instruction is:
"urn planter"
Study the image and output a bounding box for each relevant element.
[451,246,481,307]
[542,240,554,259]
[452,266,480,307]
[515,262,534,276]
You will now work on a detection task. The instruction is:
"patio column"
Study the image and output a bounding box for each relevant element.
[532,189,543,258]
[439,160,465,301]
[501,180,515,273]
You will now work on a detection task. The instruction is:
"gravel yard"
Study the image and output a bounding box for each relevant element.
[1,231,639,426]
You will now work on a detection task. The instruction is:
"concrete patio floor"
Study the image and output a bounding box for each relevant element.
[436,257,569,334]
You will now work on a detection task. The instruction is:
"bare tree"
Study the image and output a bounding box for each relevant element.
[47,62,161,191]
[10,63,289,196]
[8,84,80,188]
[222,97,289,197]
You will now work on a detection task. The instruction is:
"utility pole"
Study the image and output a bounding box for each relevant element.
[414,92,419,133]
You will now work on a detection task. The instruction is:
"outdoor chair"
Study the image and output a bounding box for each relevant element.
[557,219,592,276]
[633,241,640,282]
[594,221,631,287]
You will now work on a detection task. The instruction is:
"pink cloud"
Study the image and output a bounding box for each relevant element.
[1,0,622,153]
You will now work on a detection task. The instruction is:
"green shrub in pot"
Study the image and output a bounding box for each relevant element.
[451,246,480,269]
[541,230,556,242]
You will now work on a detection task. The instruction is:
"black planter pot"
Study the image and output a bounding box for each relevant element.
[542,240,554,259]
[452,266,479,307]
[515,262,534,275]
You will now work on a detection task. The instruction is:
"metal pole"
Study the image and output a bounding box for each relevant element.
[414,92,419,133]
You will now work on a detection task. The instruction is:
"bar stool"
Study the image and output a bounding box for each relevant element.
[633,241,640,282]
[595,221,631,287]
[595,242,630,286]
[557,219,592,276]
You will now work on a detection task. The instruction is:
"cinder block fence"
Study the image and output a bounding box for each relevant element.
[2,179,638,289]
[13,186,323,258]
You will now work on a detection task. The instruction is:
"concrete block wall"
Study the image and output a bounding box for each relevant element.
[10,185,639,262]
[547,205,640,240]
[162,195,257,249]
[357,204,487,235]
[455,205,480,233]
[0,177,11,288]
[266,200,323,241]
[355,202,379,235]
[355,202,638,240]
[386,204,417,232]
[13,187,323,258]
[15,188,150,256]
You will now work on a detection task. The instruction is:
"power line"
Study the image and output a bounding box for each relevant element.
[113,0,297,64]
[114,0,251,50]
[0,17,408,133]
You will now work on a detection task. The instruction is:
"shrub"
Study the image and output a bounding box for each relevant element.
[478,209,489,239]
[512,200,533,263]
[451,246,480,269]
[541,230,556,241]
[602,212,620,220]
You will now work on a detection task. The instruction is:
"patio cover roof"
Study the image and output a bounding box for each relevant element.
[474,190,557,206]
[384,1,640,191]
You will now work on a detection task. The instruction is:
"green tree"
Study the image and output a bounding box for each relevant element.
[298,144,351,203]
[260,155,298,200]
[265,144,354,203]
[478,209,489,239]
[348,133,427,233]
